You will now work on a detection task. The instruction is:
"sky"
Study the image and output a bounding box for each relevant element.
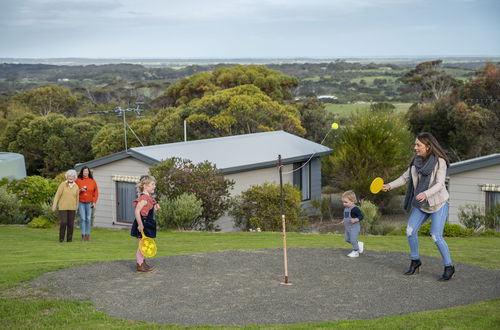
[0,0,499,59]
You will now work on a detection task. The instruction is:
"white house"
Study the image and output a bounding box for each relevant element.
[76,131,332,231]
[448,153,500,225]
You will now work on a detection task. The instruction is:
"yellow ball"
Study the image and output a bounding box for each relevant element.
[331,123,339,130]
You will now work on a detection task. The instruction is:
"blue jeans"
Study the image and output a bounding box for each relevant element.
[78,202,92,235]
[406,203,452,266]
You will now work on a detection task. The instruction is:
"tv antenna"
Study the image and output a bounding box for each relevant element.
[88,103,145,151]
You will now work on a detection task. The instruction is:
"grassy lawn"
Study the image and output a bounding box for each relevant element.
[325,103,411,117]
[1,226,499,329]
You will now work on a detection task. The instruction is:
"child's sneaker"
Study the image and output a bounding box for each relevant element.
[347,251,359,258]
[358,241,364,254]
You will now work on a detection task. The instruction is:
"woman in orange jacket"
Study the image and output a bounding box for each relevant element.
[76,166,99,241]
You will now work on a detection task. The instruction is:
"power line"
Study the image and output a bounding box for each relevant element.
[88,104,145,151]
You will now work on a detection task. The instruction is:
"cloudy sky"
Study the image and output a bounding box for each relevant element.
[1,0,499,58]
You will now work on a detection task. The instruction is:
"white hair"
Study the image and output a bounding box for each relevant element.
[65,169,77,178]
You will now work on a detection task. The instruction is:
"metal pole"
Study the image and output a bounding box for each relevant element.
[184,120,187,142]
[122,109,128,151]
[279,155,292,285]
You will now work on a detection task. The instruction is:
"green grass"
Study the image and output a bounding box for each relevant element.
[1,226,499,329]
[325,103,411,117]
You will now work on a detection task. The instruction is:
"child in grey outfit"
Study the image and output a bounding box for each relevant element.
[342,190,364,258]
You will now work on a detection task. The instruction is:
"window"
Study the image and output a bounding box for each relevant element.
[485,191,500,212]
[481,184,500,212]
[116,181,137,223]
[301,162,311,201]
[293,161,311,201]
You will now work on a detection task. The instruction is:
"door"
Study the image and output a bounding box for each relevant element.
[116,182,136,223]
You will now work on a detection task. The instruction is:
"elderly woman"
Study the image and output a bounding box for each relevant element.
[52,169,80,242]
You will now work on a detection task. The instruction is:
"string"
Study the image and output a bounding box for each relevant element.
[281,127,335,175]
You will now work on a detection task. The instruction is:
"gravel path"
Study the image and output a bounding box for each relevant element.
[30,248,500,326]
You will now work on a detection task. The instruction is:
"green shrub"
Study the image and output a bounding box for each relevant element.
[359,199,381,235]
[22,203,44,222]
[325,108,413,204]
[0,186,25,224]
[389,221,473,237]
[476,229,500,237]
[156,193,203,230]
[150,158,234,231]
[6,175,58,205]
[458,203,484,231]
[310,196,334,222]
[28,216,54,228]
[40,202,59,223]
[370,223,397,235]
[230,183,305,232]
[484,203,500,230]
[388,225,405,236]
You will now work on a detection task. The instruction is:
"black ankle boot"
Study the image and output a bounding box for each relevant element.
[404,259,422,275]
[438,265,455,281]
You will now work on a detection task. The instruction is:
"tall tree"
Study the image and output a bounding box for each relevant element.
[400,60,460,103]
[165,65,298,106]
[461,62,500,118]
[1,114,102,176]
[7,85,79,117]
[325,107,413,204]
[294,97,329,143]
[181,85,305,139]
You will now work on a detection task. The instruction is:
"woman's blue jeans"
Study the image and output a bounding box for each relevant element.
[78,202,92,235]
[406,203,452,266]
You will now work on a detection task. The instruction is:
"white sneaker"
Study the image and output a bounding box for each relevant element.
[347,251,359,258]
[358,241,364,254]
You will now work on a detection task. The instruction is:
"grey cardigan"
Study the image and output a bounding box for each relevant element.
[388,157,449,210]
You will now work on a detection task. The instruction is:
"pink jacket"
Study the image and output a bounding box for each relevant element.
[388,157,449,208]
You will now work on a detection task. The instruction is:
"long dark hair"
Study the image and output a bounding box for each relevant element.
[78,166,94,179]
[412,132,450,167]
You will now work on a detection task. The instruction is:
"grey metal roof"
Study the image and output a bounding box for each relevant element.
[76,131,332,174]
[448,153,500,175]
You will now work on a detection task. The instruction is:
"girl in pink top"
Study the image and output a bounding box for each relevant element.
[130,175,160,273]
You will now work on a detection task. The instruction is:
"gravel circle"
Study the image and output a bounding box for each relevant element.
[30,248,500,326]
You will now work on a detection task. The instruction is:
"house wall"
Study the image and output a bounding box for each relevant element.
[90,156,323,232]
[92,158,150,229]
[448,164,500,225]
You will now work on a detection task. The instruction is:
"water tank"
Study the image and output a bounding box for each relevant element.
[0,152,27,180]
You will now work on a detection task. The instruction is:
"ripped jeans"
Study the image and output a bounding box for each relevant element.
[406,203,452,266]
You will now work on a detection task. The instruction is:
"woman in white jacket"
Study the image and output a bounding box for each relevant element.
[383,132,455,281]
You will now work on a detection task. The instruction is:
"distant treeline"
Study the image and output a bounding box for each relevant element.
[0,59,496,102]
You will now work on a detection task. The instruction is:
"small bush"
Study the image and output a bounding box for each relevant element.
[359,199,381,235]
[419,221,472,237]
[370,223,397,235]
[6,176,58,205]
[310,196,334,222]
[22,203,44,222]
[476,229,500,237]
[156,193,203,230]
[0,186,25,224]
[388,226,405,236]
[28,216,54,228]
[458,204,484,231]
[390,220,474,237]
[230,183,306,232]
[41,202,59,223]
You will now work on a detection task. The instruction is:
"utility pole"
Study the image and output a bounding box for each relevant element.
[88,103,145,151]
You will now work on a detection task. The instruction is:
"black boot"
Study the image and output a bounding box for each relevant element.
[404,259,422,275]
[438,265,455,281]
